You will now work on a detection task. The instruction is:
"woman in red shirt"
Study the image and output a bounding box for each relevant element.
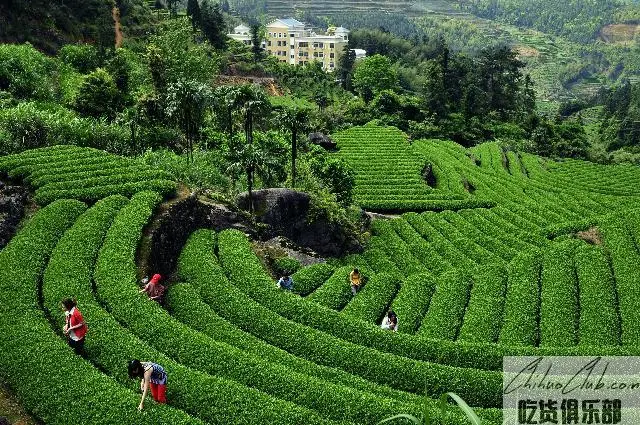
[61,298,88,356]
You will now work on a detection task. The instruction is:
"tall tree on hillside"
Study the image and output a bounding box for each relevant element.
[227,84,270,212]
[337,42,356,90]
[276,103,311,188]
[200,0,226,49]
[186,0,201,31]
[249,23,264,63]
[352,54,398,102]
[166,79,211,163]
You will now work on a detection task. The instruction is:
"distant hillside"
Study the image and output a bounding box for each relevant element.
[0,0,155,54]
[230,0,459,18]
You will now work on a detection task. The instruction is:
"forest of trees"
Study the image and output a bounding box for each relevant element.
[459,0,628,43]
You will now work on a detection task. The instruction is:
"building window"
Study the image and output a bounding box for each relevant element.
[313,42,324,48]
[291,54,295,58]
[278,33,283,38]
[267,41,272,46]
[330,52,334,58]
[290,33,295,37]
[268,32,272,37]
[330,43,334,48]
[330,62,335,68]
[298,42,308,47]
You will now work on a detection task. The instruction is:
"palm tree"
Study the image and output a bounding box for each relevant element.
[226,138,280,213]
[166,80,211,163]
[276,104,310,188]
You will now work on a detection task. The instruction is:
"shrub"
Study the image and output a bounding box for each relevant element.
[0,199,200,425]
[391,273,436,334]
[342,272,400,324]
[0,44,55,100]
[272,256,302,276]
[74,68,122,120]
[58,44,101,73]
[291,263,335,296]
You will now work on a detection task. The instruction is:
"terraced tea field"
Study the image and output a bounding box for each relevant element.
[2,129,640,424]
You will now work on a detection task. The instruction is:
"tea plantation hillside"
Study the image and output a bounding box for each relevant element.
[2,130,640,424]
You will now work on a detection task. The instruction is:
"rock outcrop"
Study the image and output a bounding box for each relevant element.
[237,188,362,257]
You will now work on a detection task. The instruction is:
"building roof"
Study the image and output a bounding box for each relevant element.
[268,18,305,28]
[234,24,250,34]
[335,26,350,33]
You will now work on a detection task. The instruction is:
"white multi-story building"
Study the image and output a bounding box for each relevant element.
[228,18,350,72]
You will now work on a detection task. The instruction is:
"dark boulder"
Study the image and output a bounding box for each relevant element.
[308,132,337,151]
[237,188,362,257]
[0,182,29,250]
[147,195,254,277]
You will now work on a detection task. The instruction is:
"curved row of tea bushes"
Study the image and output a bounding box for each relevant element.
[29,161,138,186]
[307,266,364,310]
[539,241,580,347]
[0,199,201,425]
[499,251,542,346]
[389,219,452,275]
[418,270,472,340]
[34,179,177,205]
[600,214,640,346]
[291,262,336,296]
[216,229,503,408]
[574,244,620,347]
[342,272,400,323]
[457,265,507,343]
[390,273,435,334]
[93,193,423,424]
[178,229,503,424]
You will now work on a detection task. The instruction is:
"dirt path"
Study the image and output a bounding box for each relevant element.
[0,384,37,425]
[113,6,123,48]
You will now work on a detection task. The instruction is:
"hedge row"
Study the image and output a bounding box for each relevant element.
[4,150,112,178]
[216,229,503,408]
[34,179,177,205]
[30,161,138,186]
[360,248,403,276]
[370,219,429,276]
[307,266,363,310]
[457,265,507,343]
[291,263,336,296]
[418,270,472,340]
[92,193,399,425]
[0,199,201,425]
[38,169,173,192]
[391,273,435,334]
[539,241,579,347]
[440,211,518,261]
[499,250,542,346]
[342,272,400,324]
[403,213,476,272]
[601,214,640,346]
[574,244,620,347]
[390,218,452,276]
[42,195,342,425]
[0,146,106,173]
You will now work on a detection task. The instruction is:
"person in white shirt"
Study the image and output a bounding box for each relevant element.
[381,310,398,332]
[277,274,294,291]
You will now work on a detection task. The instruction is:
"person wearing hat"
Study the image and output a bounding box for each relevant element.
[349,268,362,296]
[128,359,168,410]
[139,273,165,302]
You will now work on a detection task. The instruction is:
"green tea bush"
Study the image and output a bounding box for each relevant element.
[0,199,200,425]
[499,250,542,346]
[273,256,302,276]
[342,272,400,324]
[418,270,472,340]
[539,241,579,347]
[391,273,435,334]
[574,244,620,346]
[291,263,335,296]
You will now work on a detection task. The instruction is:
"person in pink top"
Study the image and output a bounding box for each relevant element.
[139,273,165,302]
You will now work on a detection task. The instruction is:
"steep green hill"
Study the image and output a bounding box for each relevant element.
[0,0,155,53]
